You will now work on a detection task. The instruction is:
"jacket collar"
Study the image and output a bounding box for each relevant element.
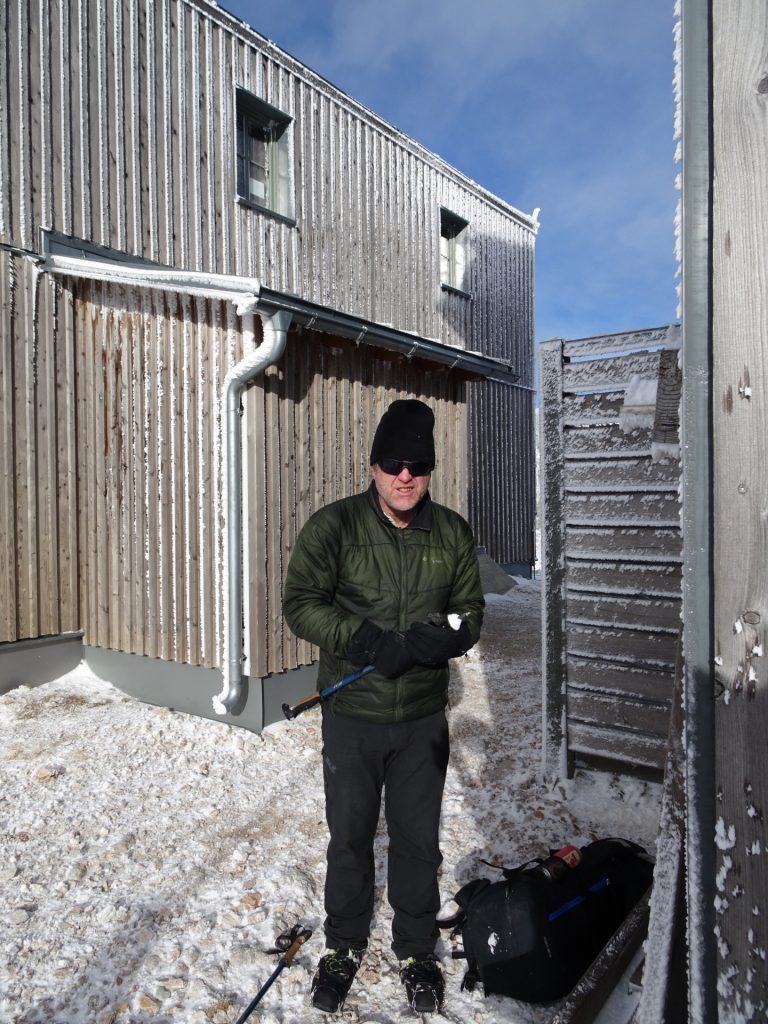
[367,482,433,531]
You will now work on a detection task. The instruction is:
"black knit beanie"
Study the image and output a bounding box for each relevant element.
[369,399,435,466]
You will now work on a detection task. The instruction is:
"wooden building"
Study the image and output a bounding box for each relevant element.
[0,0,537,729]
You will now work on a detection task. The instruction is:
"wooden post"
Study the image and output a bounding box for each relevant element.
[540,338,568,780]
[711,0,768,1014]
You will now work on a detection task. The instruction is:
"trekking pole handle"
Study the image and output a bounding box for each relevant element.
[282,927,313,965]
[282,665,374,720]
[282,691,322,719]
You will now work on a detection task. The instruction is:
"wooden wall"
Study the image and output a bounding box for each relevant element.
[71,280,467,676]
[0,255,80,644]
[541,326,682,778]
[711,0,768,1013]
[0,0,537,648]
[0,0,535,353]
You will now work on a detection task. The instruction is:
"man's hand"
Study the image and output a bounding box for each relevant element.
[405,620,473,665]
[347,620,417,678]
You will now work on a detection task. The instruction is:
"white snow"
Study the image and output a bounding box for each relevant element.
[0,580,662,1024]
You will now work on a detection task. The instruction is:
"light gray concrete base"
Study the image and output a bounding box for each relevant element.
[84,647,320,733]
[0,633,84,695]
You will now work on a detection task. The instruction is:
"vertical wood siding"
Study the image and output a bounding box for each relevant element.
[1,0,533,658]
[69,288,467,673]
[73,281,230,666]
[541,327,682,777]
[1,0,535,350]
[0,254,80,643]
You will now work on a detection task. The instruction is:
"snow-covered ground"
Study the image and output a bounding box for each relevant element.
[0,579,661,1024]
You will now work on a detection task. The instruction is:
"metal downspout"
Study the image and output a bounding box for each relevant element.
[213,309,292,715]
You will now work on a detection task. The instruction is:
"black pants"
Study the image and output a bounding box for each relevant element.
[321,707,450,960]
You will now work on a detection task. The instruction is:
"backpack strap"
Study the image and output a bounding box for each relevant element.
[437,878,490,929]
[480,857,543,880]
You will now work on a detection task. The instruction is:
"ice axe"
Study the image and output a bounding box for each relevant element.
[282,665,375,719]
[234,924,313,1023]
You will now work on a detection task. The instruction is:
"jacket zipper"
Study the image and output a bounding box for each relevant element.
[395,528,408,722]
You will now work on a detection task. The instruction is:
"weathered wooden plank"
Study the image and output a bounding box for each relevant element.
[79,290,100,645]
[567,624,678,668]
[55,280,80,635]
[540,338,568,779]
[104,299,122,652]
[566,559,682,598]
[13,263,38,638]
[563,391,624,426]
[265,364,284,677]
[565,490,681,526]
[0,253,18,642]
[563,351,660,394]
[36,274,60,635]
[167,296,184,662]
[567,689,671,736]
[568,721,667,771]
[567,593,681,633]
[564,423,653,459]
[711,0,768,1010]
[142,291,160,658]
[567,656,675,703]
[565,456,680,492]
[244,346,268,679]
[565,526,683,563]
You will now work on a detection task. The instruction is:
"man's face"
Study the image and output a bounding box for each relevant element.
[371,461,431,527]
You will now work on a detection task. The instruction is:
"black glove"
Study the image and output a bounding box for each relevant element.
[372,630,418,678]
[347,619,417,679]
[347,619,384,666]
[405,620,473,665]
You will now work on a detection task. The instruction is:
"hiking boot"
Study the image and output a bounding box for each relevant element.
[310,945,365,1013]
[399,953,445,1013]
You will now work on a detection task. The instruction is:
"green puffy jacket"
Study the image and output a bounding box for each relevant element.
[282,484,484,722]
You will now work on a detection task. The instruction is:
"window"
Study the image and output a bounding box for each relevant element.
[440,208,469,293]
[236,89,294,220]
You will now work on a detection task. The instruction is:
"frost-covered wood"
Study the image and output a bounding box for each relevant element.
[541,330,682,779]
[568,657,675,703]
[540,339,568,779]
[711,0,768,1014]
[565,526,682,563]
[566,560,682,599]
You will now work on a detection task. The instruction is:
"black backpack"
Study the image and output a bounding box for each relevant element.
[441,838,654,1004]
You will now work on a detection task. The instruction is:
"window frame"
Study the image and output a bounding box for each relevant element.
[235,89,295,224]
[439,207,471,297]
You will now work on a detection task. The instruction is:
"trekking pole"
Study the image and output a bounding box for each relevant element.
[234,925,313,1024]
[282,664,374,720]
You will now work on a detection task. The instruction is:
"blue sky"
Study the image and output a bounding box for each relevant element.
[223,0,679,345]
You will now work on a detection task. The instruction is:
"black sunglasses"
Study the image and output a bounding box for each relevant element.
[377,459,434,477]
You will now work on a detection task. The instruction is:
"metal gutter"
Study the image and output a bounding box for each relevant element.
[256,287,521,386]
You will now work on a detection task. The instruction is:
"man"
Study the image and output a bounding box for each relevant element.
[282,398,484,1014]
